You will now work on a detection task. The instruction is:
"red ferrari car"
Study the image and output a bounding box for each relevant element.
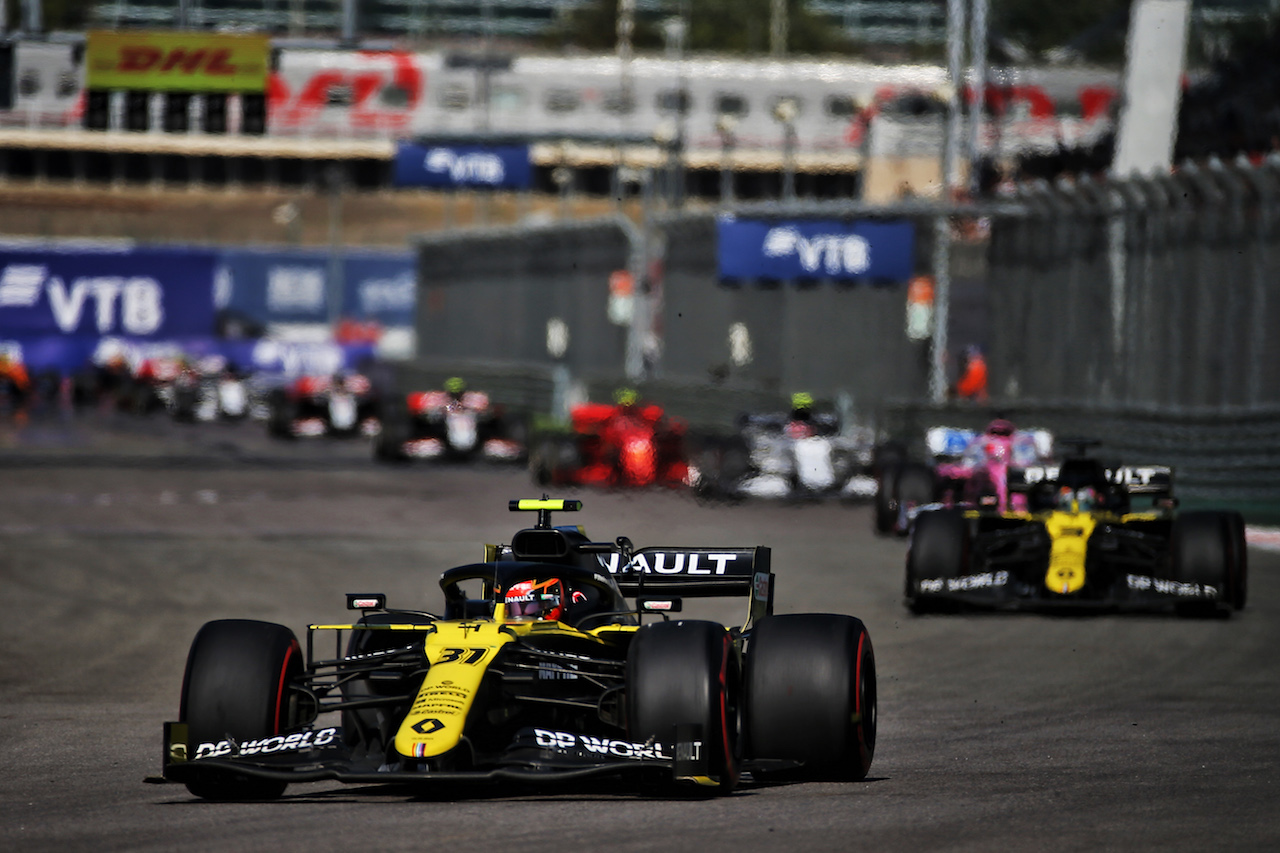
[531,392,692,488]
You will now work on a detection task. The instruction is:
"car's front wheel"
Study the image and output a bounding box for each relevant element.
[1173,511,1233,617]
[905,508,969,612]
[179,619,302,800]
[626,620,738,792]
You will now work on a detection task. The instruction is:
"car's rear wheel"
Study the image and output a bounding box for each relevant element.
[266,389,296,439]
[873,463,901,534]
[626,620,737,793]
[373,398,410,462]
[694,435,749,501]
[905,508,969,612]
[531,436,580,485]
[896,463,936,527]
[1224,510,1248,611]
[529,437,556,485]
[179,619,302,800]
[878,462,935,535]
[1173,511,1232,617]
[744,614,876,781]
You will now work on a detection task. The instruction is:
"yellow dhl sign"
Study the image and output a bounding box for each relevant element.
[86,31,270,93]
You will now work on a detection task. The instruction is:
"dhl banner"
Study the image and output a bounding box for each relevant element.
[86,31,270,93]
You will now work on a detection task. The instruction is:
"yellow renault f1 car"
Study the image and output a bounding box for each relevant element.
[904,451,1248,616]
[161,499,877,800]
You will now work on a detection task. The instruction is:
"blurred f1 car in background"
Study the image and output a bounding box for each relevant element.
[0,351,33,419]
[695,393,881,502]
[905,442,1247,616]
[115,352,187,415]
[374,377,527,463]
[266,371,381,439]
[530,390,693,489]
[161,498,877,800]
[170,355,250,423]
[875,419,1054,535]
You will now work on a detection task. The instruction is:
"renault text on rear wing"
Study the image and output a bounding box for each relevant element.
[602,546,774,626]
[1012,465,1174,496]
[601,546,770,596]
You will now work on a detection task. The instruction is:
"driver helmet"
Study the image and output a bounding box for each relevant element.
[445,376,467,396]
[504,579,566,622]
[789,391,814,421]
[614,387,639,407]
[1075,486,1098,512]
[985,418,1015,437]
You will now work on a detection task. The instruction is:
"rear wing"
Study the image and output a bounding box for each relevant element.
[602,546,774,624]
[502,499,775,625]
[1013,464,1174,496]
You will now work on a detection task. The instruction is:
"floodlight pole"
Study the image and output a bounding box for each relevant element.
[929,0,967,403]
[341,0,357,45]
[968,0,989,195]
[22,0,41,32]
[326,164,345,337]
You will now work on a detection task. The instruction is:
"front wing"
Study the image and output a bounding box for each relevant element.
[909,567,1225,613]
[909,523,1225,613]
[161,722,739,790]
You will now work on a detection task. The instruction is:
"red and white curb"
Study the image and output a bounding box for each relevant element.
[1246,527,1280,553]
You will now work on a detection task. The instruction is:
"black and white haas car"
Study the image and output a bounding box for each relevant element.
[161,498,877,799]
[266,371,381,439]
[171,355,250,423]
[374,378,526,463]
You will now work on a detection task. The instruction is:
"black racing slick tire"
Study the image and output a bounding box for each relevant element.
[905,508,969,613]
[876,462,935,536]
[373,398,410,463]
[626,620,738,793]
[266,389,296,439]
[529,437,555,486]
[179,619,303,800]
[895,463,936,527]
[873,464,900,534]
[1224,511,1248,611]
[1172,512,1232,617]
[744,614,876,782]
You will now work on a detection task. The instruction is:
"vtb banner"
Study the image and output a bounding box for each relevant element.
[216,248,415,328]
[0,246,218,338]
[393,142,533,190]
[85,31,270,93]
[717,217,916,283]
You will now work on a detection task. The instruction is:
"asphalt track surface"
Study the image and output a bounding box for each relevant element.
[2,412,1278,853]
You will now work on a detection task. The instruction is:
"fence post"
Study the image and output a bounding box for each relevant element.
[1003,180,1057,401]
[1235,158,1277,407]
[1112,179,1148,406]
[1065,177,1116,403]
[1151,172,1191,407]
[1208,159,1248,407]
[1042,180,1077,402]
[1179,162,1226,408]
